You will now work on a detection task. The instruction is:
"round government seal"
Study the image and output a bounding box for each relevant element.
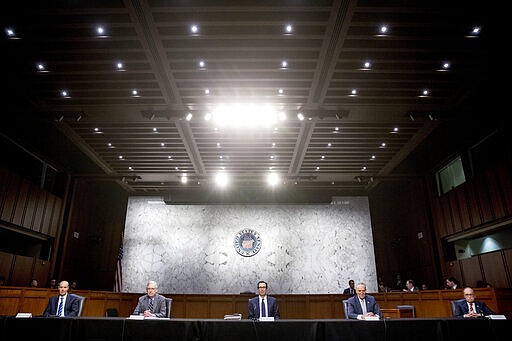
[234,228,262,257]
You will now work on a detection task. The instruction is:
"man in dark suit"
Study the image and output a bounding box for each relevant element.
[248,280,280,320]
[347,282,381,319]
[343,279,356,295]
[403,279,420,292]
[133,280,167,318]
[43,280,81,317]
[453,287,495,318]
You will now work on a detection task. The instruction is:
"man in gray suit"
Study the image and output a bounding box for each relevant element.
[133,280,167,317]
[347,282,381,320]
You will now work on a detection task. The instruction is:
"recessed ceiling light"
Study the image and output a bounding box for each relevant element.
[36,63,48,72]
[190,24,199,35]
[96,26,108,38]
[60,90,70,98]
[360,61,371,70]
[198,60,206,69]
[131,89,140,97]
[186,113,193,121]
[281,60,288,69]
[5,27,20,39]
[436,61,451,71]
[465,26,482,38]
[115,62,125,71]
[204,88,210,95]
[376,25,389,37]
[349,89,358,96]
[418,89,430,97]
[284,24,293,34]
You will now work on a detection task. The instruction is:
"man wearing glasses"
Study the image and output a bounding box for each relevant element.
[453,287,495,318]
[248,280,280,320]
[133,280,167,317]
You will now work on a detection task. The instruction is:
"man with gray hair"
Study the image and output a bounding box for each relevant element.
[133,280,167,317]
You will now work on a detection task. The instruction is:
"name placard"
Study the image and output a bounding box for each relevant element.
[259,317,275,321]
[16,313,32,318]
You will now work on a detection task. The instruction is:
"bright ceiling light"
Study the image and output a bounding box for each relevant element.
[267,173,280,186]
[210,103,280,127]
[215,172,229,187]
[181,175,188,184]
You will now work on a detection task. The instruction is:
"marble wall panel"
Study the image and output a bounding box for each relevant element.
[123,196,377,294]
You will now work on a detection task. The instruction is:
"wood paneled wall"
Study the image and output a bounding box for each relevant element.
[429,161,512,288]
[0,168,63,237]
[59,179,128,290]
[430,162,512,238]
[1,287,510,319]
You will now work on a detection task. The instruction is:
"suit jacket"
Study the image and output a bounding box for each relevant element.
[343,287,355,295]
[347,294,381,319]
[133,293,167,317]
[43,294,81,317]
[453,299,495,319]
[248,296,280,320]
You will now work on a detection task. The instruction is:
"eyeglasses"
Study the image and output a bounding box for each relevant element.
[146,287,157,290]
[464,293,474,296]
[258,286,267,289]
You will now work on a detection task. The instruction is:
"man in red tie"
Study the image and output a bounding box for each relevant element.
[453,287,496,318]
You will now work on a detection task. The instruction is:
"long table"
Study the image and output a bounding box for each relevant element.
[0,317,509,341]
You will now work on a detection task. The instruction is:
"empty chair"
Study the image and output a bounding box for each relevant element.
[105,308,119,317]
[165,297,173,318]
[396,304,415,318]
[342,300,349,319]
[76,296,86,317]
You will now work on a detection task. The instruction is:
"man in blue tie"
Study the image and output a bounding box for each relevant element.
[248,280,280,320]
[43,280,81,317]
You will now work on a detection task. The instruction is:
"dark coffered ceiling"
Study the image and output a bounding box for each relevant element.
[1,0,489,200]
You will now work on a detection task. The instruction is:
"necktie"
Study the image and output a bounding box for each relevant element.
[148,298,154,312]
[360,299,367,314]
[469,303,474,313]
[57,297,64,317]
[261,299,266,317]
